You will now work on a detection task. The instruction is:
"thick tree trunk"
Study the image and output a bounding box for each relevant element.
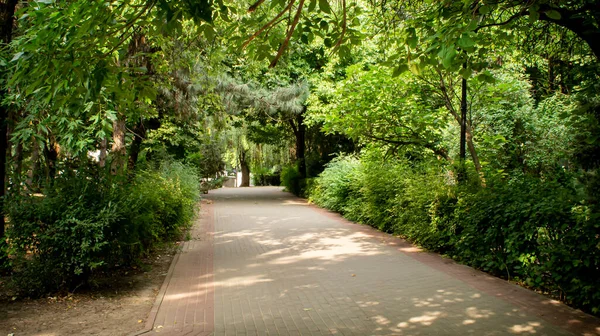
[0,0,19,243]
[127,120,146,173]
[239,150,250,187]
[537,6,600,60]
[110,118,126,175]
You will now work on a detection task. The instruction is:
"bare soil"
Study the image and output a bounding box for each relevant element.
[0,243,180,336]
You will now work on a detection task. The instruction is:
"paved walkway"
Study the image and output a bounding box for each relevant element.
[137,187,600,336]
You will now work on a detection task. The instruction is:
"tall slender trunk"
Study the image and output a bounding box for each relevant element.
[289,108,307,179]
[458,72,468,182]
[296,112,306,179]
[438,72,482,175]
[127,120,146,174]
[0,0,19,242]
[99,138,107,168]
[26,136,39,190]
[460,72,467,162]
[43,137,59,182]
[110,118,126,176]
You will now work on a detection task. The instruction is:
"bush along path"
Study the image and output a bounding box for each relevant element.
[5,161,200,298]
[140,186,600,336]
[305,153,600,318]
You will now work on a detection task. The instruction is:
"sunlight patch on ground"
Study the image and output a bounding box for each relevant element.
[509,321,541,334]
[281,199,309,206]
[212,275,274,288]
[395,311,445,328]
[398,246,423,253]
[466,307,494,319]
[372,315,391,325]
[269,233,382,264]
[164,290,209,301]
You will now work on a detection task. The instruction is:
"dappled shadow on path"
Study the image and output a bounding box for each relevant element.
[185,187,598,336]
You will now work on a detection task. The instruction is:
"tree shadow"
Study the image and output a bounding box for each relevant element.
[168,187,590,335]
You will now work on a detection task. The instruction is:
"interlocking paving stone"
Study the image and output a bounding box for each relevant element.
[140,187,600,336]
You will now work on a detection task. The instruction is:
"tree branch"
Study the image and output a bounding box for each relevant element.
[332,0,347,51]
[474,10,523,32]
[269,0,305,67]
[248,0,267,13]
[242,0,296,50]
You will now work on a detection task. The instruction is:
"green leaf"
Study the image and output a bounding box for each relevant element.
[11,52,24,62]
[319,0,331,14]
[392,65,408,77]
[545,9,561,20]
[529,9,540,22]
[457,34,475,49]
[458,66,472,79]
[476,71,496,83]
[442,48,457,68]
[408,62,421,75]
[203,25,215,40]
[479,5,491,15]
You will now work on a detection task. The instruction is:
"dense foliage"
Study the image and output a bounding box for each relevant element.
[307,152,600,314]
[0,0,597,318]
[7,161,199,295]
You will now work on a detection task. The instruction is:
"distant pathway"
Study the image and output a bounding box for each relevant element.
[136,187,600,336]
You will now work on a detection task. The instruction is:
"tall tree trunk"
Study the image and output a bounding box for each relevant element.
[127,120,146,173]
[296,112,306,179]
[459,72,467,162]
[239,150,250,187]
[26,136,39,190]
[110,118,126,176]
[99,138,107,168]
[438,72,482,175]
[0,0,19,243]
[289,108,307,179]
[43,137,59,182]
[7,110,22,184]
[458,71,468,182]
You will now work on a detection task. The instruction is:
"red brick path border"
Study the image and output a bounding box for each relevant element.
[131,200,215,336]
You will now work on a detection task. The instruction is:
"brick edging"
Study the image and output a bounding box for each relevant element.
[128,200,212,336]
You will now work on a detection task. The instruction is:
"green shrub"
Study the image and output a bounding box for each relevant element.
[6,161,200,296]
[451,173,600,313]
[253,171,281,186]
[309,150,600,314]
[0,240,12,274]
[308,155,360,213]
[281,164,303,196]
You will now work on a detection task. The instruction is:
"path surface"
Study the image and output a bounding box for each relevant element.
[137,187,600,336]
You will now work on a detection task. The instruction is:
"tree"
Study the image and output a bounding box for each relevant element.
[0,0,19,240]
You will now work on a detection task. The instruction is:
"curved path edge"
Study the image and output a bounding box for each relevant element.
[130,199,215,336]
